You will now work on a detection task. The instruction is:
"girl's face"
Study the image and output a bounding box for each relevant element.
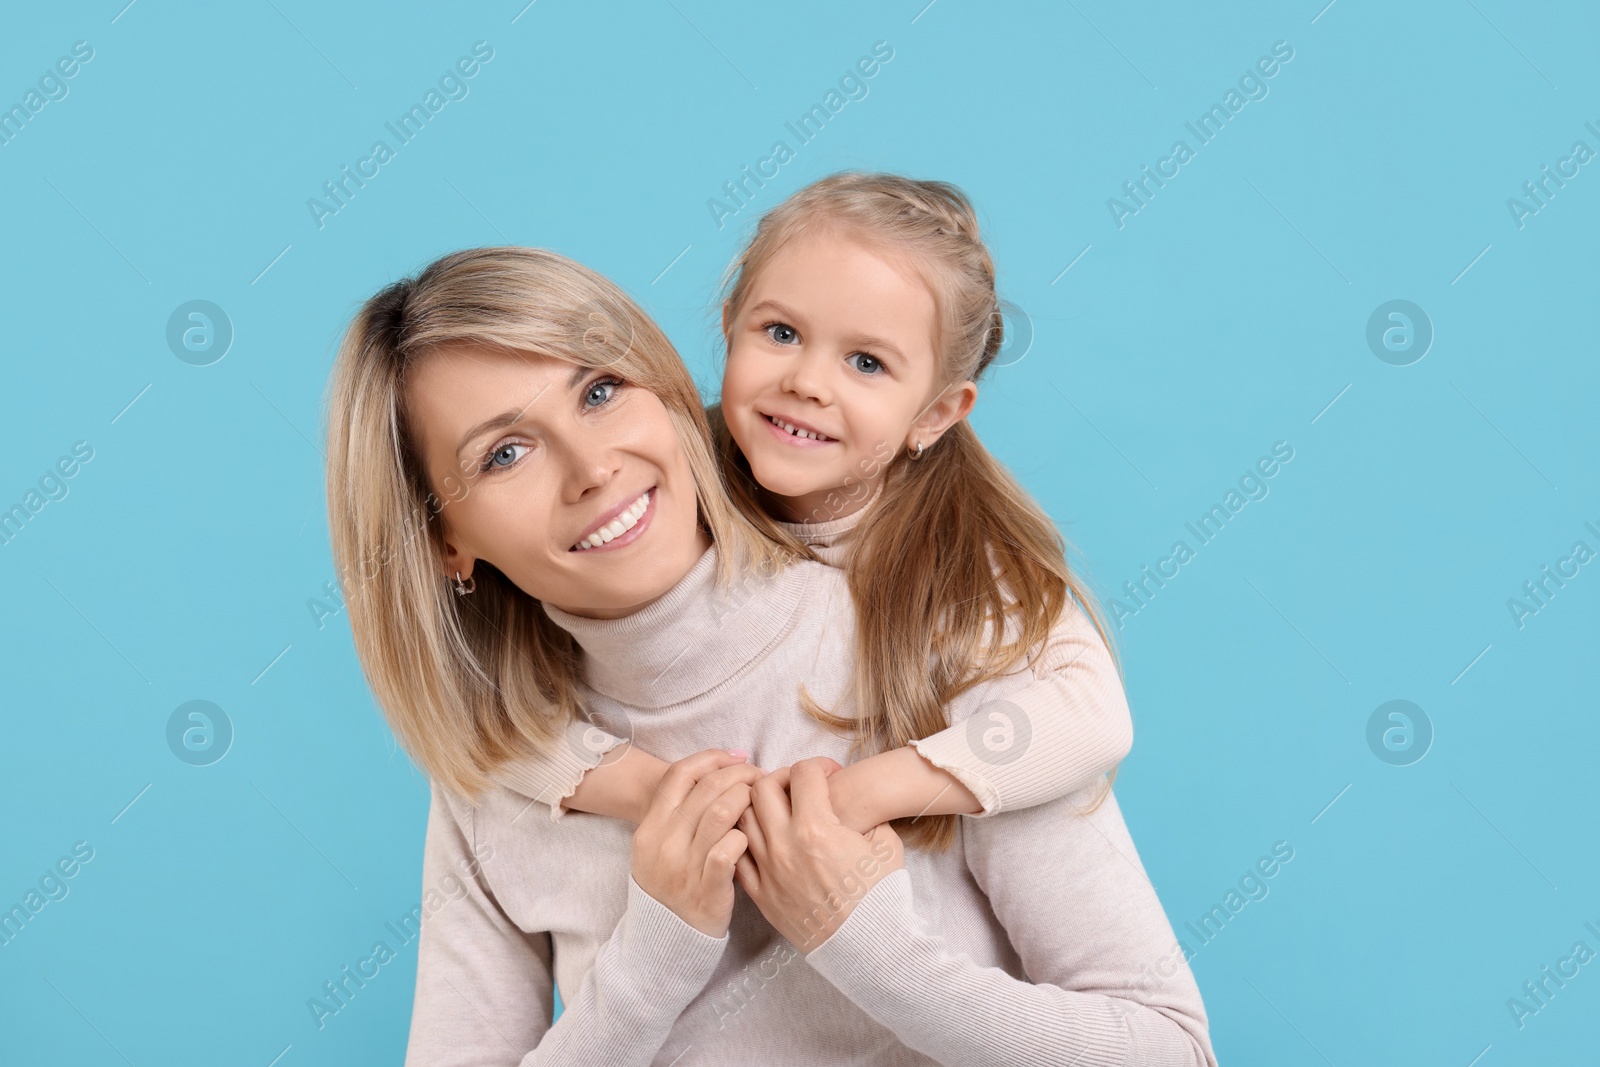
[406,343,711,620]
[721,228,975,524]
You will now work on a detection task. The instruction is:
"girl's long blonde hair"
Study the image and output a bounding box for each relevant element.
[717,173,1124,850]
[326,246,793,799]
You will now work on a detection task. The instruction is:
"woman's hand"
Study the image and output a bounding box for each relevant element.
[631,748,764,937]
[735,757,905,953]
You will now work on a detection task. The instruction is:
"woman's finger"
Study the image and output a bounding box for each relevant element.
[690,781,754,866]
[749,766,793,837]
[703,827,748,882]
[787,758,841,826]
[640,749,751,835]
[668,764,762,851]
[734,851,760,895]
[738,803,768,862]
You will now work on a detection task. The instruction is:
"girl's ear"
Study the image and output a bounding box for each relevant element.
[721,301,735,340]
[909,380,978,449]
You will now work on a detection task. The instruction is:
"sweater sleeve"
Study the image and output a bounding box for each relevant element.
[908,602,1132,815]
[492,719,630,822]
[403,785,728,1067]
[803,785,1215,1067]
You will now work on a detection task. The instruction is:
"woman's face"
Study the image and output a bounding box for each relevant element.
[406,342,711,619]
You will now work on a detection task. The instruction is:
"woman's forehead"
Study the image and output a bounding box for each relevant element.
[407,345,581,450]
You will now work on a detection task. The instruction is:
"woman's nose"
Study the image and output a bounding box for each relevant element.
[559,435,621,504]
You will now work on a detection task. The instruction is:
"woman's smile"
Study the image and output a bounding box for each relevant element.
[570,487,656,552]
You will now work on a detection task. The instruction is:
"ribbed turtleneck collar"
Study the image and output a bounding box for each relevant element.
[772,479,883,567]
[540,544,812,708]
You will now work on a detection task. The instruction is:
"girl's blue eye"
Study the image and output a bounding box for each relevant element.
[483,442,528,471]
[584,378,620,408]
[765,322,799,345]
[847,352,883,376]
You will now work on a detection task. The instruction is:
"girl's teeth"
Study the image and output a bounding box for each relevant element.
[772,416,826,441]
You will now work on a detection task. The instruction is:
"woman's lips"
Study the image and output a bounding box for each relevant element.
[570,488,655,552]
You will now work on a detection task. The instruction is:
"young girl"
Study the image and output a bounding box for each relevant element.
[500,173,1131,851]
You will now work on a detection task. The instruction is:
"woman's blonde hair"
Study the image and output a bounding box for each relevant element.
[717,172,1124,850]
[326,246,793,799]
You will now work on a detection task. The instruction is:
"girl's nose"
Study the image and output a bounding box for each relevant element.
[780,349,831,404]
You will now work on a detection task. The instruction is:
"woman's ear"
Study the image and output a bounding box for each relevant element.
[909,380,978,450]
[436,530,475,583]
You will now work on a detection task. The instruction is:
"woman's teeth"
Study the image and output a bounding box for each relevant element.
[574,490,650,550]
[767,415,832,441]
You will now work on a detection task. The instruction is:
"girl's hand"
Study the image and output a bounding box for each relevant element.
[562,741,671,824]
[735,757,905,953]
[826,747,983,833]
[631,749,764,937]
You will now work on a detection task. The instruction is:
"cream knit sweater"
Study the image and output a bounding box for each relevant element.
[497,493,1135,821]
[404,546,1215,1066]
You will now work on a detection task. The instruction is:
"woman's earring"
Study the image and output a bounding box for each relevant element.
[910,440,925,459]
[454,571,476,596]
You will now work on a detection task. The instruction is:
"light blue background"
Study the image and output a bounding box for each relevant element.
[2,1,1596,1064]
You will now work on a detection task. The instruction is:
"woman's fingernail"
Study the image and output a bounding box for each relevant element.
[726,749,750,759]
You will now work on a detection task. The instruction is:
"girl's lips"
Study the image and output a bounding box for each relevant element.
[570,489,655,553]
[760,413,837,448]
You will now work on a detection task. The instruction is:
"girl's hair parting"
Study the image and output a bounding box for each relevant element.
[716,172,1125,850]
[325,246,793,800]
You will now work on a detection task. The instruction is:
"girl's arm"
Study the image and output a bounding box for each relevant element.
[405,779,732,1067]
[826,601,1132,832]
[494,719,670,824]
[783,774,1215,1067]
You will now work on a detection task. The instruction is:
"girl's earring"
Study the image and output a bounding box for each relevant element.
[454,571,476,596]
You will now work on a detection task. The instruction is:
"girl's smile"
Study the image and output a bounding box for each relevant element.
[760,412,839,446]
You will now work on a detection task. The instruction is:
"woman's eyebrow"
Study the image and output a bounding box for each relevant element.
[452,371,574,455]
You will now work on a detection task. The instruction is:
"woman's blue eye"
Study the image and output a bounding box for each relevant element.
[765,323,799,345]
[584,379,619,408]
[484,442,528,470]
[847,352,883,375]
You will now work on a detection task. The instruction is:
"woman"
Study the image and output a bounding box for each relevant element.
[325,246,1214,1065]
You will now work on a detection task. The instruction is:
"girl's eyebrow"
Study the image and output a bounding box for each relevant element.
[745,298,804,323]
[841,331,904,361]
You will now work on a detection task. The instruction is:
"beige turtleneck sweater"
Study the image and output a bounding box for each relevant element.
[404,546,1213,1066]
[503,487,1134,822]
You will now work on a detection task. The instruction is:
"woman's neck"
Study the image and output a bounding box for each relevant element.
[549,528,714,620]
[538,539,813,708]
